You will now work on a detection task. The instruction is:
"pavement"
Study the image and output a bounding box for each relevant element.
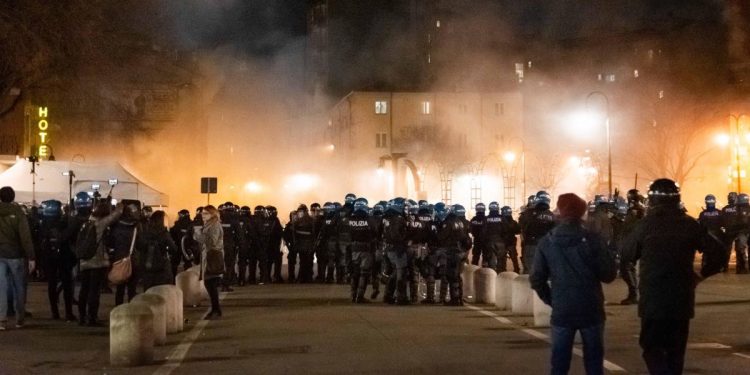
[1,272,750,374]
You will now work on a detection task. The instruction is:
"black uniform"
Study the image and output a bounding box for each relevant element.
[169,216,195,278]
[698,207,727,272]
[236,213,253,285]
[220,211,245,290]
[336,206,353,283]
[437,213,472,305]
[520,206,556,274]
[312,211,326,282]
[722,202,750,273]
[266,214,283,282]
[249,215,271,284]
[292,212,315,283]
[407,209,433,303]
[40,216,76,320]
[382,210,409,304]
[318,213,339,283]
[349,210,376,302]
[483,211,507,271]
[501,214,521,273]
[368,212,384,297]
[617,204,645,302]
[622,205,725,375]
[469,213,487,266]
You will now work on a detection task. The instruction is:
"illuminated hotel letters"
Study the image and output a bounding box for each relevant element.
[38,106,49,158]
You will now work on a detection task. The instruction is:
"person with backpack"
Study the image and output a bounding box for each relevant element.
[109,203,141,306]
[77,200,122,326]
[530,193,617,375]
[138,211,178,291]
[39,200,76,322]
[0,187,35,330]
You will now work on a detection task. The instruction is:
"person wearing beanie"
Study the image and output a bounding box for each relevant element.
[530,193,617,375]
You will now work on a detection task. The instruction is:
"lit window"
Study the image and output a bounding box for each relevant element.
[606,74,616,82]
[428,53,431,64]
[422,101,431,115]
[527,61,533,68]
[597,74,603,81]
[633,69,639,78]
[375,101,388,114]
[658,90,664,99]
[375,133,388,148]
[436,20,441,28]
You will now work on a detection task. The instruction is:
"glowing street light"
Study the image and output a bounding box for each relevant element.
[715,133,731,147]
[244,181,262,194]
[503,151,517,163]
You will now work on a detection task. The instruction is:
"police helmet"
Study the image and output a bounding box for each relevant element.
[739,193,750,205]
[323,202,336,214]
[705,194,717,208]
[353,199,369,214]
[333,202,342,212]
[354,197,369,206]
[345,193,357,204]
[500,206,512,217]
[74,191,93,209]
[488,201,500,212]
[616,200,628,217]
[627,189,640,203]
[647,178,680,207]
[41,200,63,219]
[297,204,308,212]
[728,192,738,205]
[475,203,486,213]
[434,202,448,221]
[535,191,551,208]
[452,204,467,218]
[418,200,429,208]
[527,195,536,206]
[387,199,404,214]
[254,205,267,217]
[178,209,190,220]
[373,203,385,215]
[594,194,608,206]
[266,205,278,217]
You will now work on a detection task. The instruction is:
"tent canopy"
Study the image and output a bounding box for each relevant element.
[0,158,169,206]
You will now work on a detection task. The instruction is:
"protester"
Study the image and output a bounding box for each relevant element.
[530,193,617,375]
[110,203,141,306]
[138,211,178,291]
[78,201,122,326]
[0,186,35,330]
[194,205,224,319]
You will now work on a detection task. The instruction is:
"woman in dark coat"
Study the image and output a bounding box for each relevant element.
[138,211,178,291]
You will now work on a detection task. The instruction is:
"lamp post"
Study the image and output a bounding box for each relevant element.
[586,91,612,198]
[62,170,75,208]
[729,114,745,193]
[499,136,526,209]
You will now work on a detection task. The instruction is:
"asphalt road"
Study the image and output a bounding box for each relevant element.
[1,273,750,374]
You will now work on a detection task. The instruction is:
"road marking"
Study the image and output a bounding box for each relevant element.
[688,343,732,349]
[466,304,627,373]
[153,292,226,375]
[733,352,750,360]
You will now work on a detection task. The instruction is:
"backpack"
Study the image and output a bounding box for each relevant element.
[144,236,169,272]
[75,220,102,260]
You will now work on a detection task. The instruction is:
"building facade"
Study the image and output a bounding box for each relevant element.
[326,91,523,207]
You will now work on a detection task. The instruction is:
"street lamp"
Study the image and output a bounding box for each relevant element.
[585,91,612,198]
[62,170,75,208]
[729,114,745,193]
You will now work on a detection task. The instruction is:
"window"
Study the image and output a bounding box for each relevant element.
[633,69,639,78]
[427,53,431,64]
[436,20,441,28]
[375,101,388,114]
[422,101,431,115]
[658,90,664,99]
[495,103,504,116]
[606,74,616,82]
[376,133,388,148]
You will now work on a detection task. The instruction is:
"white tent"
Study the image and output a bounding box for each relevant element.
[0,158,169,206]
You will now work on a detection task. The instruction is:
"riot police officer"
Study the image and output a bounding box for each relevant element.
[617,189,646,304]
[728,193,750,273]
[369,203,385,298]
[249,206,271,284]
[500,206,521,273]
[383,198,409,304]
[169,209,195,279]
[39,200,76,321]
[265,206,284,282]
[586,195,614,251]
[439,204,472,305]
[404,201,428,303]
[699,194,727,274]
[336,197,354,284]
[220,203,245,291]
[349,199,376,303]
[317,202,339,283]
[469,203,487,266]
[236,206,253,286]
[292,204,316,283]
[520,191,556,274]
[422,202,449,304]
[484,202,507,272]
[311,203,326,282]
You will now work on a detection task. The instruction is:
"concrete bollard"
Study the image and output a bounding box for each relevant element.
[176,270,203,307]
[145,285,182,333]
[187,266,210,301]
[461,264,480,300]
[533,291,552,327]
[131,294,167,346]
[174,288,184,332]
[495,272,519,310]
[473,268,497,304]
[110,302,155,366]
[511,275,534,316]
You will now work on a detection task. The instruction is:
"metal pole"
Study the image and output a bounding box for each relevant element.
[737,119,742,193]
[606,117,612,197]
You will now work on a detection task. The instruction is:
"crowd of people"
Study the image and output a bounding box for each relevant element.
[0,177,739,374]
